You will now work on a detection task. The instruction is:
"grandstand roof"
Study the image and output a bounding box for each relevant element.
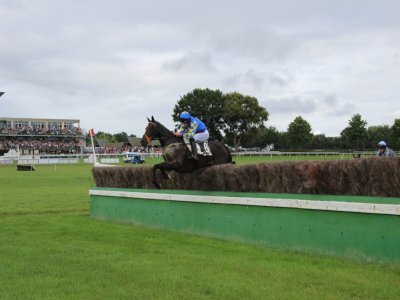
[0,117,79,123]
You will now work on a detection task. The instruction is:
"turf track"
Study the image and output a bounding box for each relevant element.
[0,159,399,299]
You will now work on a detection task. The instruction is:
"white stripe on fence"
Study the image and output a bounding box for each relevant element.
[89,189,400,216]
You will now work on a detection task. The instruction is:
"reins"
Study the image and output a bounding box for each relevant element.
[144,121,183,147]
[144,122,157,142]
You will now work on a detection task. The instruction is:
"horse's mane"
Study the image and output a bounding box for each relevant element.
[154,120,172,135]
[153,120,182,145]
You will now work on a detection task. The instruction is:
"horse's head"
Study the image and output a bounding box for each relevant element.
[141,116,158,146]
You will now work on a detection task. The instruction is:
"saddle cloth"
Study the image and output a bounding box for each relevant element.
[184,139,212,156]
[195,141,212,156]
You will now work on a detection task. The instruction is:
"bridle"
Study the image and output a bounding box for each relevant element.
[144,122,156,143]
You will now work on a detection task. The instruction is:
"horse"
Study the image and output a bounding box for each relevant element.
[140,116,233,189]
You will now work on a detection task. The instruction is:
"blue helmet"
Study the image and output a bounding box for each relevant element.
[378,141,387,148]
[179,111,191,122]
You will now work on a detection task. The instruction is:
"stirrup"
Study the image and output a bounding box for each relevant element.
[190,151,198,160]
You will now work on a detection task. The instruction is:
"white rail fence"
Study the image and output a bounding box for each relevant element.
[0,151,375,165]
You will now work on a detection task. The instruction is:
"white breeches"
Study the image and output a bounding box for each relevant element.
[194,130,209,142]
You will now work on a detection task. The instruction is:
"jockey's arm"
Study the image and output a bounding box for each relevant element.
[173,121,199,139]
[182,122,198,139]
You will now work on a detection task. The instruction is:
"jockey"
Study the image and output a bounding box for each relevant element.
[173,111,209,160]
[376,141,396,157]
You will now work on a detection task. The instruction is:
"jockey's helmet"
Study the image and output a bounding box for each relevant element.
[378,141,387,148]
[180,111,191,122]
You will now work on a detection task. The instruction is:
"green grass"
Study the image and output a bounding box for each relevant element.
[232,153,354,164]
[0,160,399,299]
[1,214,399,299]
[0,164,93,214]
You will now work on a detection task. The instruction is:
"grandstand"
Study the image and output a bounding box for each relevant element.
[0,117,85,156]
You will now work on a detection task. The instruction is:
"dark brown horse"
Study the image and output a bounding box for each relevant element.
[141,116,233,188]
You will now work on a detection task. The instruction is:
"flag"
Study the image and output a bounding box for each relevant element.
[89,128,95,137]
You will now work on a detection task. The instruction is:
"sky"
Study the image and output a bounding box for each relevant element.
[1,0,399,137]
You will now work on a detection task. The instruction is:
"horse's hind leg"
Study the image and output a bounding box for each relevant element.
[160,168,171,179]
[159,163,176,179]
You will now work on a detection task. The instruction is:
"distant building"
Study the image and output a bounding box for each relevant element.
[0,117,80,130]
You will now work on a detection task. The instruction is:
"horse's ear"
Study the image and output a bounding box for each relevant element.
[151,116,155,122]
[147,117,151,122]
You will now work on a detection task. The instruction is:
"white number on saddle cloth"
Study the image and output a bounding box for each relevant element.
[196,141,212,156]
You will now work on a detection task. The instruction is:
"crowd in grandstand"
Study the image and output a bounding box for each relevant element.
[0,126,83,135]
[0,126,163,155]
[0,138,81,154]
[0,126,83,154]
[95,146,123,155]
[90,145,159,155]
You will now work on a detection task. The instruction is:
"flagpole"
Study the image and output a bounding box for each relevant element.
[90,129,97,165]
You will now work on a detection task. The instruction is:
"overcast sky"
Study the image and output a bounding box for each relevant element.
[1,0,399,137]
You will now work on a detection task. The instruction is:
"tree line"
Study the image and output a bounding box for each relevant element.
[93,88,400,151]
[172,88,400,151]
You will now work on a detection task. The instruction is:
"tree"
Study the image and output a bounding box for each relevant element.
[287,116,313,149]
[340,113,368,150]
[313,135,342,150]
[94,131,112,141]
[366,125,391,149]
[222,92,269,150]
[172,88,225,140]
[114,132,129,143]
[250,125,281,149]
[236,126,260,148]
[311,134,327,149]
[391,119,400,149]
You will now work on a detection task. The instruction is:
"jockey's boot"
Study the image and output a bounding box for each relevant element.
[189,138,198,160]
[199,142,205,153]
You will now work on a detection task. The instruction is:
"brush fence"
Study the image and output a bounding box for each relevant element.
[89,187,400,263]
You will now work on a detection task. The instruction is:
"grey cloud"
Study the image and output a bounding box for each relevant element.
[242,70,264,90]
[210,27,300,63]
[163,52,215,72]
[223,69,293,91]
[265,93,355,119]
[322,94,339,106]
[1,0,399,136]
[264,96,317,114]
[267,70,294,87]
[327,103,356,117]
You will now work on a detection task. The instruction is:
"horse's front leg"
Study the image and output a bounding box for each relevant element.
[152,164,162,189]
[152,163,176,189]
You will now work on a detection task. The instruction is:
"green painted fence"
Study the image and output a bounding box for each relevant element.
[89,187,400,263]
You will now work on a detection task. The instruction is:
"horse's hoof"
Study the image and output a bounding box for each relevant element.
[152,181,162,189]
